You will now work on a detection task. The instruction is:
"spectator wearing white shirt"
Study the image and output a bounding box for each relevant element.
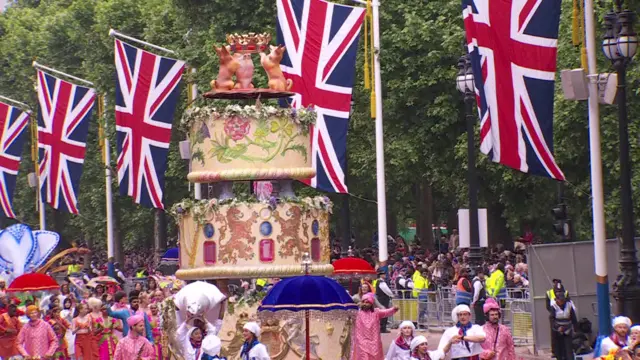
[471,268,486,325]
[376,270,395,333]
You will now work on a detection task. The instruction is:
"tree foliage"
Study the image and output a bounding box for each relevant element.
[0,0,638,253]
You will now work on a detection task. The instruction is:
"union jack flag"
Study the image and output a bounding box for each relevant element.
[463,0,565,180]
[37,71,96,214]
[277,0,365,193]
[0,102,29,218]
[114,39,185,209]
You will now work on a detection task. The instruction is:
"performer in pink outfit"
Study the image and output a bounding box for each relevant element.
[147,303,162,360]
[350,292,398,360]
[113,315,155,360]
[480,298,516,360]
[16,305,58,359]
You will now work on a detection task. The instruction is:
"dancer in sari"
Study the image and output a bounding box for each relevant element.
[49,307,71,360]
[89,297,104,360]
[147,303,162,360]
[0,303,22,359]
[61,298,76,359]
[96,304,121,360]
[73,303,94,360]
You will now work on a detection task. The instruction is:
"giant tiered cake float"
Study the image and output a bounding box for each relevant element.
[171,33,352,360]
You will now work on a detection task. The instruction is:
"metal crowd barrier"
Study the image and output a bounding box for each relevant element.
[389,287,534,346]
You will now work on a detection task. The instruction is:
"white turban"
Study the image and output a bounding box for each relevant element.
[410,335,428,352]
[631,325,640,332]
[613,316,632,328]
[202,335,222,356]
[452,304,472,323]
[243,321,261,337]
[399,321,415,331]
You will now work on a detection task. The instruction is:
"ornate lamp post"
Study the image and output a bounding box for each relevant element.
[456,55,482,269]
[603,5,640,322]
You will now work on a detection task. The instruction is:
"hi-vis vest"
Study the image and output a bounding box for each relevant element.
[547,288,569,300]
[67,264,81,275]
[455,278,473,305]
[412,272,430,298]
[486,270,506,299]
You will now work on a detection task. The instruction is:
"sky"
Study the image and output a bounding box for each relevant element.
[0,0,6,12]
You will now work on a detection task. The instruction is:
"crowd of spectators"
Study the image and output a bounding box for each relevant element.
[330,230,530,297]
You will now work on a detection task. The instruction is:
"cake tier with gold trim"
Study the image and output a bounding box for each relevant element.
[182,105,316,183]
[219,301,353,360]
[171,197,333,279]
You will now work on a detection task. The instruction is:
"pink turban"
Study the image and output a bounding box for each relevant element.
[362,293,375,304]
[127,314,144,327]
[483,298,501,314]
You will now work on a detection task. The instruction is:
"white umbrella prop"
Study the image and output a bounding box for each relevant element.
[174,281,226,326]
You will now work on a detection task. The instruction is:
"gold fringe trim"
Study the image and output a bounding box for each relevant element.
[187,168,316,183]
[364,0,375,118]
[175,264,334,280]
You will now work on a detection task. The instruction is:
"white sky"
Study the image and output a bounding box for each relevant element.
[0,0,6,12]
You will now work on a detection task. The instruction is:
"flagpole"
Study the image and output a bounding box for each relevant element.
[0,95,30,111]
[33,102,45,230]
[38,196,45,230]
[103,98,116,278]
[372,0,387,263]
[109,29,176,55]
[584,0,611,342]
[32,61,94,86]
[351,0,387,262]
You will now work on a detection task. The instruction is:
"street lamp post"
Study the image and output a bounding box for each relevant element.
[456,55,482,269]
[602,6,640,322]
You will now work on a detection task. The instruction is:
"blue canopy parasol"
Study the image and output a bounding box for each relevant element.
[258,275,357,317]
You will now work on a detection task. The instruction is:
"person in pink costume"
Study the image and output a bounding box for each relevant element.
[16,305,58,359]
[113,315,155,360]
[147,303,162,360]
[350,292,398,360]
[480,298,516,360]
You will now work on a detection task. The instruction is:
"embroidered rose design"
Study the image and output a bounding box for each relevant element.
[223,116,251,141]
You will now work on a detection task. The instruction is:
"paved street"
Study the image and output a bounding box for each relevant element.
[380,330,548,359]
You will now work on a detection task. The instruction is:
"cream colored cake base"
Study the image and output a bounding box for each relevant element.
[219,303,353,360]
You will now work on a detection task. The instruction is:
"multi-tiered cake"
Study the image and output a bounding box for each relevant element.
[172,32,333,280]
[170,32,351,360]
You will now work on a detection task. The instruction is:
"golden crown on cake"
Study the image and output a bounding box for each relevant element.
[226,32,271,53]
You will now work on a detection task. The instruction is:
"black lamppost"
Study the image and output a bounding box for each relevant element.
[602,5,640,322]
[456,55,482,269]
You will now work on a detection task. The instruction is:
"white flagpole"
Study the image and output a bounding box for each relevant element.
[38,194,45,230]
[33,61,94,86]
[372,0,388,263]
[351,0,387,262]
[104,98,115,278]
[0,95,30,111]
[584,0,611,338]
[190,68,202,200]
[109,29,176,55]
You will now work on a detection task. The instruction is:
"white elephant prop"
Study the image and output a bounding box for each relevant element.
[0,224,59,282]
[173,281,227,359]
[174,281,226,329]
